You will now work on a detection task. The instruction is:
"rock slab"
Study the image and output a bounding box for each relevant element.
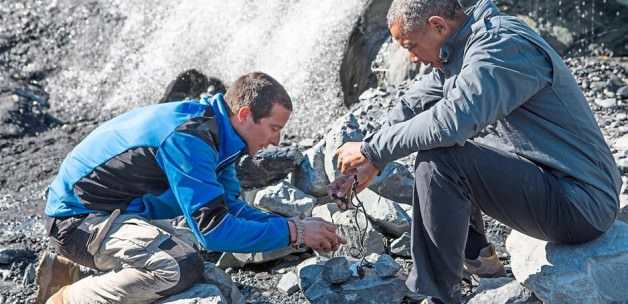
[507,221,628,304]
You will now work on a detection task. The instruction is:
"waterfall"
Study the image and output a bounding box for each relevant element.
[47,0,370,139]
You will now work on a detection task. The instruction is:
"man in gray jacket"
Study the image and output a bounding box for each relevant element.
[334,0,620,303]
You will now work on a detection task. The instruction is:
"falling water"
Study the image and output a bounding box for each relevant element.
[46,0,369,139]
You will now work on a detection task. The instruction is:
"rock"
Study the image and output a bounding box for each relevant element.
[311,203,341,223]
[297,256,409,304]
[367,161,415,205]
[21,263,35,286]
[365,253,401,278]
[229,246,308,266]
[619,195,628,224]
[322,257,352,284]
[324,114,364,180]
[390,232,412,258]
[321,209,385,259]
[237,145,304,189]
[467,278,539,304]
[239,188,259,204]
[253,181,316,217]
[618,86,628,100]
[507,221,628,303]
[293,140,330,197]
[0,248,33,265]
[277,272,300,295]
[216,252,246,270]
[157,284,225,304]
[358,188,411,237]
[202,262,243,304]
[595,98,617,109]
[614,135,628,152]
[158,69,224,103]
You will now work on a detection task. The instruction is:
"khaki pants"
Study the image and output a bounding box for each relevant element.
[48,213,204,304]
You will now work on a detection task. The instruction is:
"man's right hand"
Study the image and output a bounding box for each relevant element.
[302,217,346,252]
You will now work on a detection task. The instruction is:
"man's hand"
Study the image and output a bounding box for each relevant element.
[303,217,346,252]
[335,141,369,175]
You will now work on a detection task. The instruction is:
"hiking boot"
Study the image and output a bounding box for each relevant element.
[463,243,506,277]
[35,251,87,304]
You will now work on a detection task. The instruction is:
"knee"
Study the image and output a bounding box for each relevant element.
[152,238,204,297]
[414,146,462,179]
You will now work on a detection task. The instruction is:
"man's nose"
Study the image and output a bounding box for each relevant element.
[270,133,281,146]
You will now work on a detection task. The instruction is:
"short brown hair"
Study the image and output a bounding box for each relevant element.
[224,72,292,122]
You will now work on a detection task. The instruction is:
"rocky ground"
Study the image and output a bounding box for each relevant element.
[1,0,628,303]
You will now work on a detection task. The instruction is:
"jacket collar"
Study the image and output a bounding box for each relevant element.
[439,0,500,74]
[201,94,247,167]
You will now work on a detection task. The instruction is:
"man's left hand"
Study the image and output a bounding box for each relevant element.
[335,142,369,175]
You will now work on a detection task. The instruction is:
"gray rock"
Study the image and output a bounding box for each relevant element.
[237,145,304,189]
[358,188,411,237]
[0,248,32,265]
[324,114,364,180]
[365,253,401,278]
[216,252,246,270]
[157,284,225,304]
[297,256,329,290]
[277,272,300,295]
[293,140,330,197]
[240,188,259,204]
[322,257,352,284]
[368,161,415,205]
[202,262,243,304]
[390,232,412,258]
[253,181,316,217]
[21,263,35,286]
[230,246,308,266]
[311,203,341,223]
[467,278,539,304]
[321,209,385,259]
[618,86,628,100]
[595,98,617,108]
[507,221,628,303]
[614,134,628,151]
[339,274,408,304]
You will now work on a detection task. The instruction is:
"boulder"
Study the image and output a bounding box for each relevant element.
[219,246,308,268]
[296,256,409,304]
[202,262,243,304]
[390,232,412,258]
[507,221,628,303]
[324,114,364,180]
[322,257,353,284]
[311,203,341,223]
[368,161,415,205]
[157,284,225,304]
[467,277,539,304]
[365,253,401,278]
[358,188,411,237]
[319,209,385,259]
[237,145,304,189]
[253,181,316,217]
[277,272,300,295]
[292,140,330,197]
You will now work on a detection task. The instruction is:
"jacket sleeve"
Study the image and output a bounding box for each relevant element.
[362,32,552,169]
[384,70,444,127]
[156,131,289,253]
[218,163,281,222]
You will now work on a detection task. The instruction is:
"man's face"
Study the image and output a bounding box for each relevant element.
[236,103,291,155]
[390,20,448,70]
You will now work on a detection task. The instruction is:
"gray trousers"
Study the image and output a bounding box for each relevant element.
[48,213,204,303]
[406,141,607,303]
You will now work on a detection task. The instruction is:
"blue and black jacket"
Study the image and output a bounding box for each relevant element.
[45,94,289,253]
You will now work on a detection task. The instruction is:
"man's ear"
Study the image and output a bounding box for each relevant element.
[427,16,449,35]
[236,106,252,122]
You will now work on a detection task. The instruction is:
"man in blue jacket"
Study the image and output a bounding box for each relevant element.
[333,0,620,303]
[37,72,344,303]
